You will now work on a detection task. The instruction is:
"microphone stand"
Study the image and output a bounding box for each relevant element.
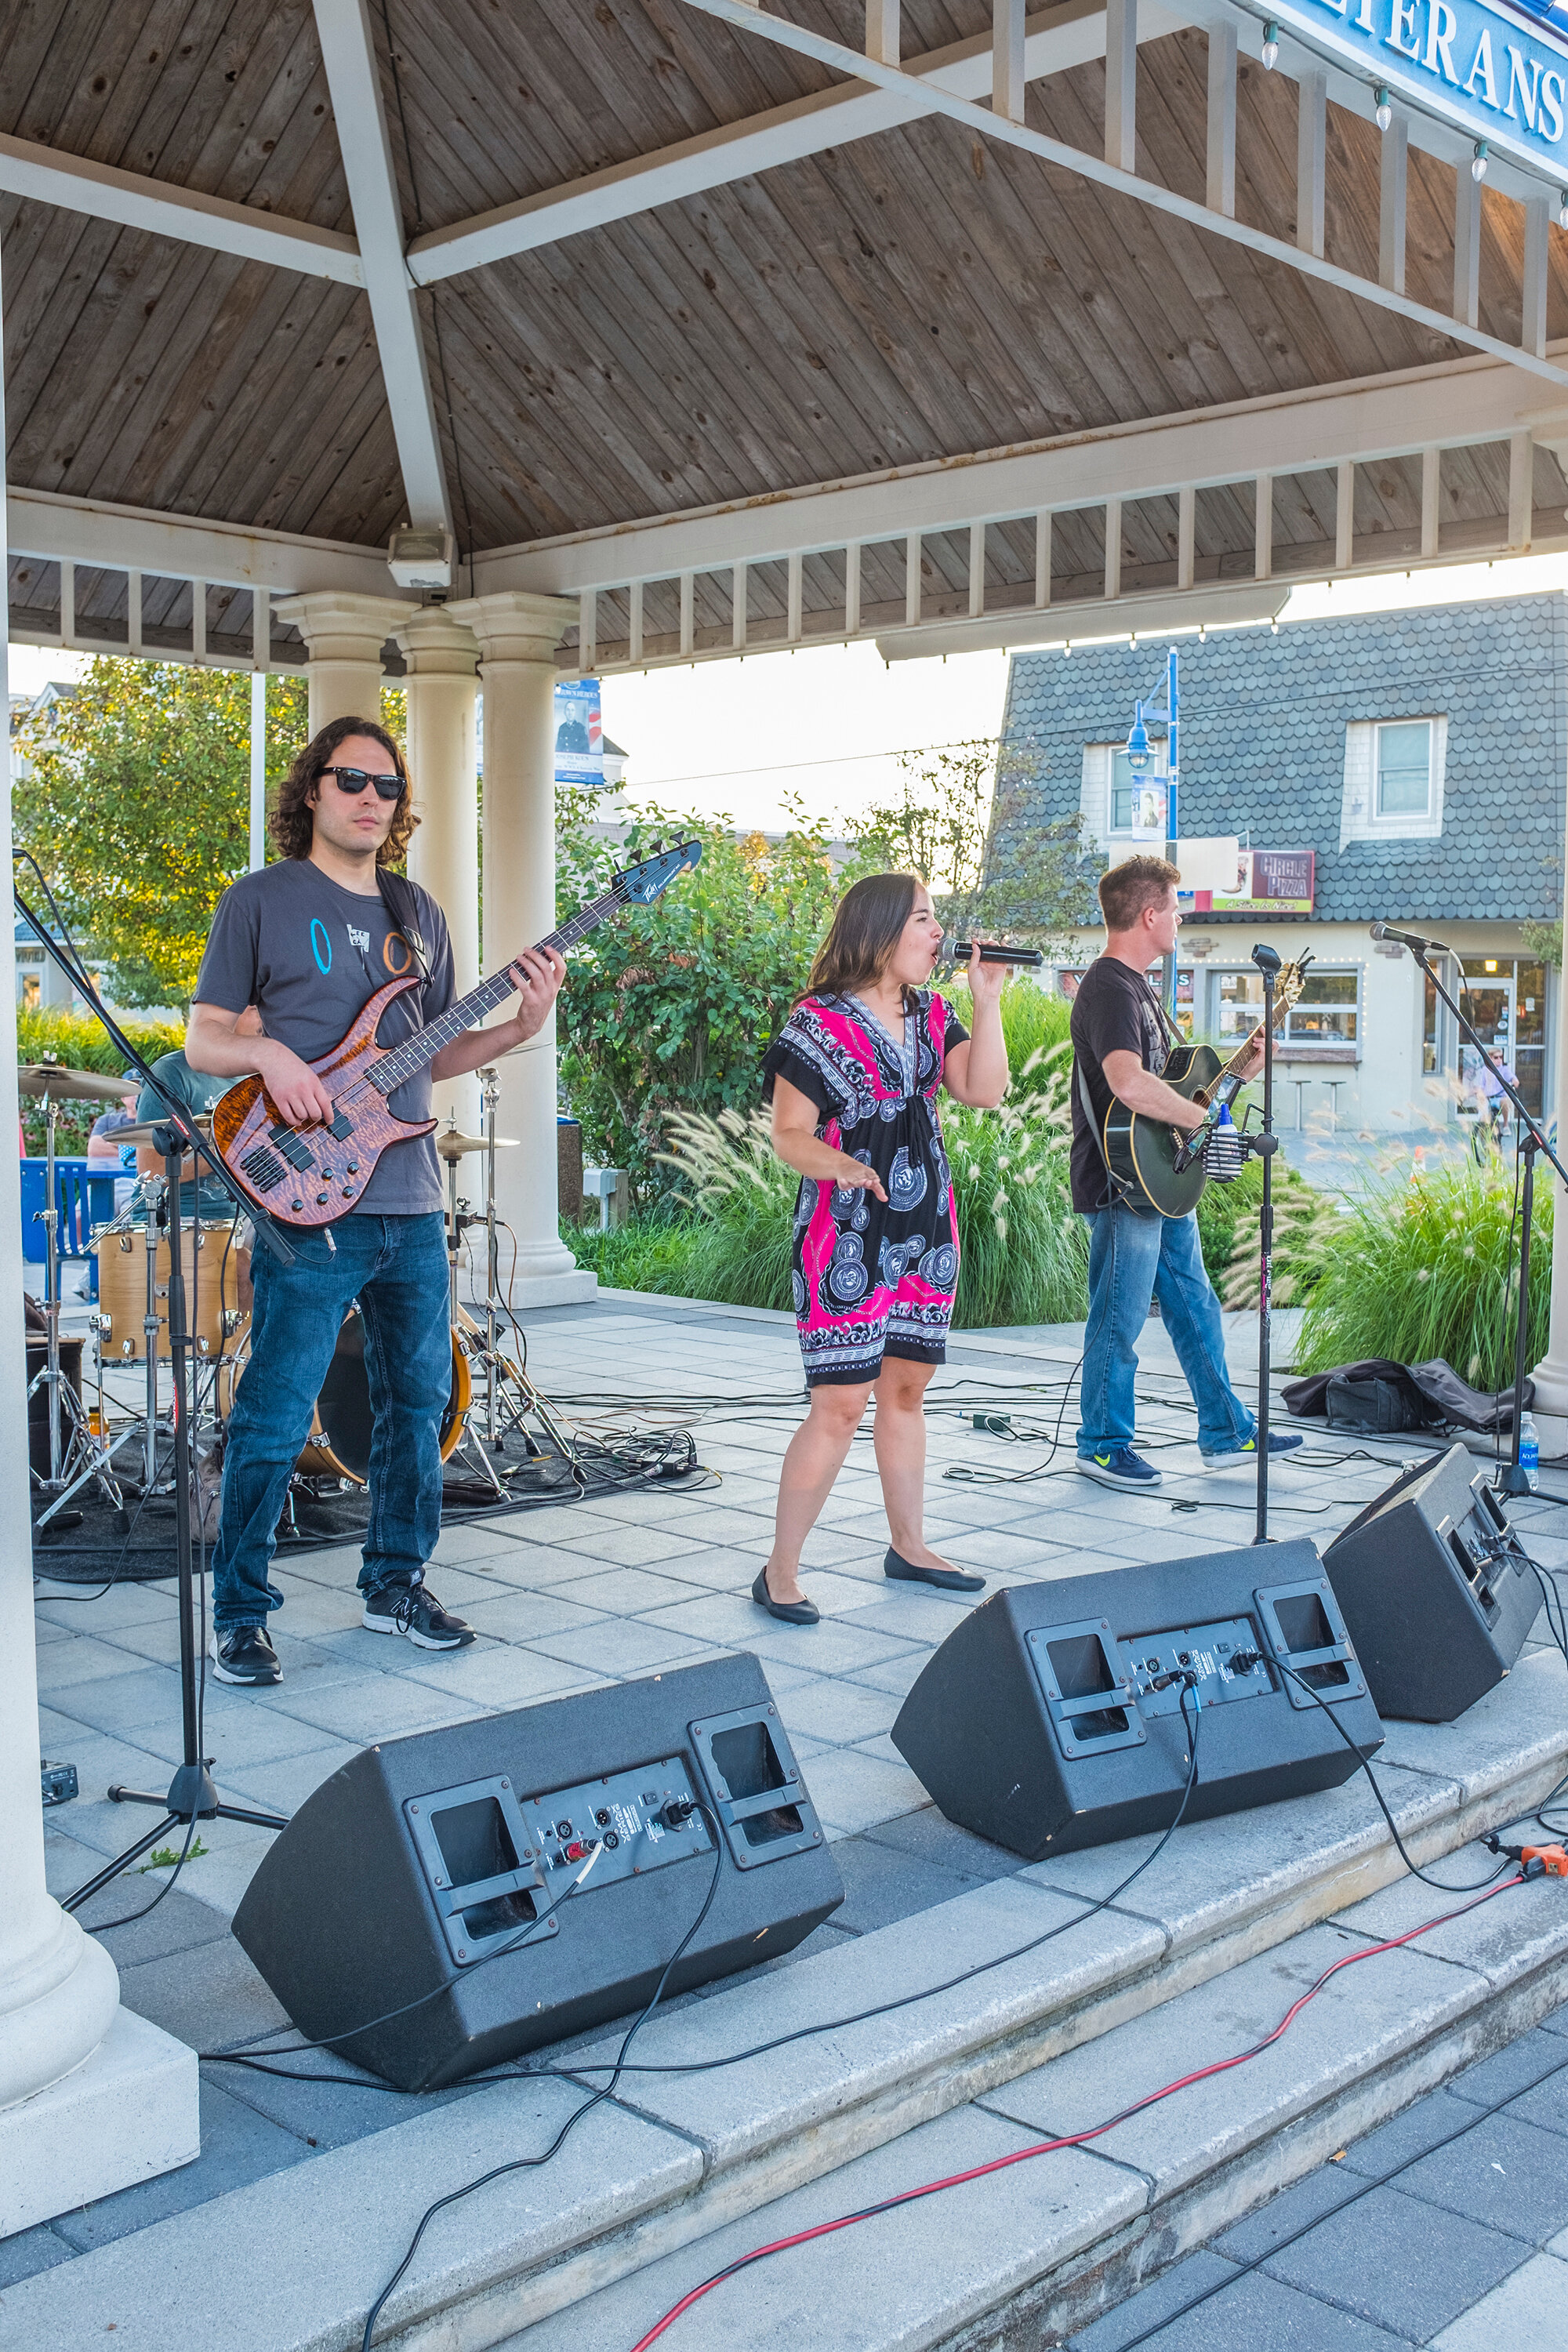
[1400,935,1568,1497]
[14,867,294,1904]
[1240,944,1282,1544]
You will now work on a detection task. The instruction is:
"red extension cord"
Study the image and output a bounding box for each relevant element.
[627,1873,1526,2351]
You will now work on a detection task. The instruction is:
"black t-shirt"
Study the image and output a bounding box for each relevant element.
[1069,957,1170,1213]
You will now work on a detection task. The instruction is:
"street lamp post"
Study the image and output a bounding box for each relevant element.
[1125,645,1180,1012]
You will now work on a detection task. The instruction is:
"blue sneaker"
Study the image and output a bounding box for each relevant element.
[1200,1431,1305,1465]
[1076,1445,1163,1491]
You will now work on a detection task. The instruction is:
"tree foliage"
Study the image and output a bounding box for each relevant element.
[14,659,307,1010]
[555,789,856,1196]
[851,738,1094,945]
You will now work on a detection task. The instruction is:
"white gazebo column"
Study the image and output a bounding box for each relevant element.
[394,606,481,1137]
[449,589,594,1305]
[0,243,197,2238]
[272,590,406,735]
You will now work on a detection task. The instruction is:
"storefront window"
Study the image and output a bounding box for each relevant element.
[1457,956,1546,1119]
[1215,967,1358,1051]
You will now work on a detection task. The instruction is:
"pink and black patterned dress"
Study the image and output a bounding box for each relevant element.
[762,990,969,1386]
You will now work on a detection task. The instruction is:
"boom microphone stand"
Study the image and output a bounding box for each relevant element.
[1242,944,1282,1544]
[13,862,294,1905]
[1377,924,1568,1497]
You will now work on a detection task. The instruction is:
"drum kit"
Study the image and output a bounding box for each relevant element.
[27,1056,575,1536]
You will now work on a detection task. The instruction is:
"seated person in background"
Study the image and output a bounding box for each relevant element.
[87,1081,139,1162]
[136,1010,265,1304]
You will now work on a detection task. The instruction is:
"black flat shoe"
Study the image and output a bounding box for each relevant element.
[751,1568,819,1625]
[884,1544,985,1594]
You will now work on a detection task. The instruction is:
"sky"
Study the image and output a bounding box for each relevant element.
[13,543,1568,833]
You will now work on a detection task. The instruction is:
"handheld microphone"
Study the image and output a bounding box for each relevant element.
[948,940,1045,968]
[1370,923,1450,954]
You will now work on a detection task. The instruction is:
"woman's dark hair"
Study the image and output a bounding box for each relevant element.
[270,714,418,866]
[803,871,927,1007]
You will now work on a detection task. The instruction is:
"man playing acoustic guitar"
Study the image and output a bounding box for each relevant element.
[186,718,565,1688]
[1069,855,1301,1493]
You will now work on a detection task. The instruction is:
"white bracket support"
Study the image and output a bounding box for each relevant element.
[252,586,269,670]
[1105,0,1137,172]
[1420,446,1441,558]
[904,534,921,626]
[732,560,748,649]
[579,589,597,674]
[1034,510,1051,608]
[1177,484,1196,590]
[1206,20,1236,220]
[866,0,900,66]
[788,550,804,641]
[680,572,695,656]
[968,521,985,618]
[59,559,74,650]
[844,543,861,635]
[1104,497,1122,599]
[126,569,142,658]
[1335,461,1355,571]
[1454,166,1482,331]
[1254,475,1273,581]
[1298,71,1327,260]
[628,579,644,665]
[1508,430,1534,549]
[993,0,1025,125]
[1523,196,1550,362]
[1379,112,1407,296]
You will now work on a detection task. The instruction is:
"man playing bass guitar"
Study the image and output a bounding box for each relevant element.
[185,717,565,1688]
[1069,855,1301,1493]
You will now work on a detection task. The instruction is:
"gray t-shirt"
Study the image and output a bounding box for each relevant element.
[194,860,455,1216]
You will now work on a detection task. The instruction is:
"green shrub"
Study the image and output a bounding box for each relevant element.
[1294,1156,1551,1392]
[16,1005,187,1155]
[1196,1156,1339,1308]
[564,1038,1090,1329]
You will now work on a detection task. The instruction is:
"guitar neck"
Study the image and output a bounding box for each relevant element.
[368,885,621,1094]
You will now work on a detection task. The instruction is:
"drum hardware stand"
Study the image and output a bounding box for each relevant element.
[15,866,295,1906]
[28,1067,126,1528]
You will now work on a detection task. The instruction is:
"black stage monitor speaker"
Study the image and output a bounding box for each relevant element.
[891,1538,1384,1860]
[1322,1443,1541,1722]
[231,1654,842,2090]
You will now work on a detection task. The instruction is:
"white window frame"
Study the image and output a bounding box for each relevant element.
[1080,741,1170,858]
[1340,716,1446,847]
[1210,963,1362,1056]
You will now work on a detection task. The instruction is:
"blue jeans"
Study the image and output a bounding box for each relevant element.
[1078,1206,1254,1457]
[212,1213,452,1631]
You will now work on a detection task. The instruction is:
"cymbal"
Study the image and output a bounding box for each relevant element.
[114,1115,213,1147]
[16,1062,136,1103]
[437,1129,520,1160]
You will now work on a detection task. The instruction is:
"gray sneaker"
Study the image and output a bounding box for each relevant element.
[361,1584,475,1650]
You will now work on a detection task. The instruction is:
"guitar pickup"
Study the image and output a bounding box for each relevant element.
[239,1147,285,1192]
[269,1123,317,1173]
[328,1112,354,1140]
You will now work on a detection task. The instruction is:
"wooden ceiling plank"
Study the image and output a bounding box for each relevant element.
[0,0,99,137]
[4,211,175,483]
[395,293,598,540]
[169,279,372,519]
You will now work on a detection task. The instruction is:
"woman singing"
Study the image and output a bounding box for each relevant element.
[755,873,1009,1625]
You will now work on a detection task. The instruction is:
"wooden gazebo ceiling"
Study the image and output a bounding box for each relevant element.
[2,0,1541,572]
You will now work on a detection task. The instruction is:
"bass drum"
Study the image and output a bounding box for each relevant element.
[221,1307,470,1486]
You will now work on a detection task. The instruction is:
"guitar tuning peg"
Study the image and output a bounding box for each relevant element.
[650,838,664,855]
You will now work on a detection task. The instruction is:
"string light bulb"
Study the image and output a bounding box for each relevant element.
[1261,20,1279,67]
[1374,85,1392,131]
[1472,140,1489,182]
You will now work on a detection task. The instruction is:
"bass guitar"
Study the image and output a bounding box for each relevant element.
[1102,956,1311,1218]
[212,840,701,1229]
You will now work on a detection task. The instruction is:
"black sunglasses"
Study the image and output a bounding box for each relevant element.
[320,764,404,802]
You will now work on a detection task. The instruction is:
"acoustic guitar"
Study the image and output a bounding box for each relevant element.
[1101,956,1312,1218]
[212,840,701,1229]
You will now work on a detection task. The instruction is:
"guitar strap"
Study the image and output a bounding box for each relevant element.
[374,867,432,989]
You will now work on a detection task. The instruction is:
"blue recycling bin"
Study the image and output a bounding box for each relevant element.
[20,1156,119,1301]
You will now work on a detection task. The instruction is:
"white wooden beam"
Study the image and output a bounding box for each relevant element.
[1509,430,1534,549]
[993,0,1026,124]
[1297,70,1327,260]
[408,3,1191,285]
[866,0,900,66]
[1105,0,1137,172]
[1206,22,1236,220]
[671,0,1568,393]
[1035,510,1051,606]
[1177,484,1196,589]
[1104,498,1122,598]
[886,579,1288,662]
[1335,461,1355,570]
[1254,475,1273,580]
[1421,446,1441,558]
[1454,165,1482,332]
[6,487,401,598]
[311,0,452,531]
[0,131,362,285]
[1524,197,1551,363]
[1379,113,1406,296]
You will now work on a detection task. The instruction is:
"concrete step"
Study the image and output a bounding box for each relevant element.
[500,1850,1568,2352]
[8,1650,1567,2352]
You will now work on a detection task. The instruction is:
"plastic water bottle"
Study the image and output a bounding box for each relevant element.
[1519,1410,1540,1494]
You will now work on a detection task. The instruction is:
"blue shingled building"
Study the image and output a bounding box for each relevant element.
[995,592,1567,1141]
